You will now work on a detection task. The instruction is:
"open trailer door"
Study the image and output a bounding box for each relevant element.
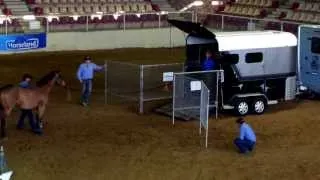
[167,19,215,39]
[298,25,320,95]
[168,19,218,71]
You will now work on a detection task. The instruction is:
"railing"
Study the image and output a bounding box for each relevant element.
[0,11,194,34]
[0,11,308,35]
[201,13,302,35]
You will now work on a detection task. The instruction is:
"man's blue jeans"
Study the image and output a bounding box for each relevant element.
[81,79,92,104]
[234,138,255,153]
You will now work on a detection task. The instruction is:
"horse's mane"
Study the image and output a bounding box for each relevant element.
[36,70,60,87]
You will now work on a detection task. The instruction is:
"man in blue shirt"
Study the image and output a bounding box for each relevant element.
[202,50,217,105]
[202,51,216,71]
[77,56,104,106]
[17,74,42,135]
[234,118,256,154]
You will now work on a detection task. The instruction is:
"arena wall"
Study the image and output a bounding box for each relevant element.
[45,27,186,52]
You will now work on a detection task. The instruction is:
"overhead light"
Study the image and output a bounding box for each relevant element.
[179,0,203,11]
[193,0,204,6]
[22,15,35,21]
[160,11,168,15]
[211,0,223,5]
[46,15,59,22]
[70,15,79,21]
[96,11,103,14]
[90,14,102,20]
[113,13,120,20]
[136,13,141,18]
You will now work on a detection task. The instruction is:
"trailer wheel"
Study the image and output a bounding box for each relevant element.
[234,98,249,116]
[251,97,266,115]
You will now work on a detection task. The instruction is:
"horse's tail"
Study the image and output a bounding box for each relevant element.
[0,84,14,108]
[0,104,5,120]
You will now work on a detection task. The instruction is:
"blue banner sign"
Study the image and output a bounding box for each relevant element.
[0,33,46,51]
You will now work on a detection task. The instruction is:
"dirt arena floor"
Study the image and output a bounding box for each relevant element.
[0,48,320,180]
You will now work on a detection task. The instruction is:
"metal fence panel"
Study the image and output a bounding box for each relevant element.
[200,81,209,130]
[105,60,184,113]
[172,71,221,148]
[200,81,210,148]
[106,61,141,101]
[172,70,222,124]
[142,63,184,101]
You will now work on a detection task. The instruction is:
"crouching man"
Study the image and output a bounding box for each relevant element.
[234,118,256,154]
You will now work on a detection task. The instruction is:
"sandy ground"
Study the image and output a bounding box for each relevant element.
[0,48,319,180]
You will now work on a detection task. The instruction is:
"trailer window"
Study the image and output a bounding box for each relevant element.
[245,52,263,63]
[311,37,320,54]
[227,54,239,64]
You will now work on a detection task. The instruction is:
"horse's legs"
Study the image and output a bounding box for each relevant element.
[0,108,7,139]
[37,105,46,129]
[0,117,6,139]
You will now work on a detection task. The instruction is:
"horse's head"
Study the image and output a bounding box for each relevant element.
[53,71,66,87]
[37,70,66,87]
[36,70,71,101]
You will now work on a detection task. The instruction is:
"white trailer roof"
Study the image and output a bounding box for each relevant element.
[187,30,297,51]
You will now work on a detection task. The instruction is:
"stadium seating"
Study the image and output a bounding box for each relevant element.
[20,0,166,31]
[0,0,320,34]
[26,0,154,15]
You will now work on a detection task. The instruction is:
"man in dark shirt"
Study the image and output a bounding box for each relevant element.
[17,74,42,135]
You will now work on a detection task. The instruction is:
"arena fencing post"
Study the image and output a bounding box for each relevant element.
[139,65,144,114]
[104,62,107,104]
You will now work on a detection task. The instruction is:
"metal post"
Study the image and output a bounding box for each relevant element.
[191,11,194,22]
[206,90,209,148]
[123,14,126,31]
[139,65,144,114]
[158,13,161,28]
[104,62,108,104]
[200,84,203,135]
[5,17,7,35]
[46,17,49,33]
[172,74,176,125]
[195,9,198,23]
[215,72,219,119]
[280,22,283,31]
[86,15,89,31]
[169,25,172,49]
[221,15,224,30]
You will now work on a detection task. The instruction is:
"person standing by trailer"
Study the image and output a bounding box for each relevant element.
[17,74,42,135]
[201,50,217,104]
[77,56,104,106]
[234,118,256,154]
[202,50,216,71]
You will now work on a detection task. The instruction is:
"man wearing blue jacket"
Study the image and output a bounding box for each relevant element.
[202,50,217,105]
[77,56,104,106]
[234,118,256,154]
[202,51,216,71]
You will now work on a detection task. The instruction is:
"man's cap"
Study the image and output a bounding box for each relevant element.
[84,56,91,61]
[236,117,245,124]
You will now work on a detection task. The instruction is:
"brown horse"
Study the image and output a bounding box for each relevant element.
[0,70,70,139]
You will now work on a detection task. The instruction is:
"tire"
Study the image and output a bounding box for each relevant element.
[234,98,249,116]
[251,97,266,115]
